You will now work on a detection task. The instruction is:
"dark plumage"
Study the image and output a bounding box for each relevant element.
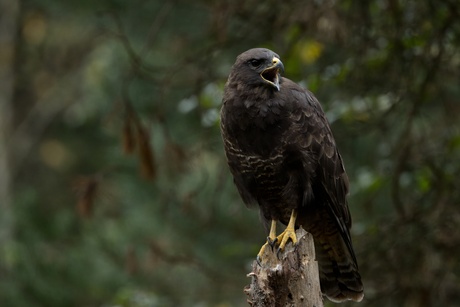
[220,48,364,302]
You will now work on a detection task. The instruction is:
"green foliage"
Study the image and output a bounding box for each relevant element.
[1,0,460,306]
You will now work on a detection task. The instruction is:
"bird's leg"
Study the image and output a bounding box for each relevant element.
[256,219,277,264]
[267,219,277,246]
[276,209,298,252]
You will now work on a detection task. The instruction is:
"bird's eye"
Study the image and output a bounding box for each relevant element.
[248,59,263,68]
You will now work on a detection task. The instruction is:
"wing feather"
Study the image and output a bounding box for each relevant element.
[282,80,354,251]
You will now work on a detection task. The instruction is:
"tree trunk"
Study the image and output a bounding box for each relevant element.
[244,228,323,307]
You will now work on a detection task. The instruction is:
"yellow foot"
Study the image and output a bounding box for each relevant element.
[277,210,298,251]
[275,227,297,251]
[256,220,278,264]
[256,210,298,263]
[256,240,275,264]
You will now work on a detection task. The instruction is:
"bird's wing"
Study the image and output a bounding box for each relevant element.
[285,82,352,230]
[285,82,363,301]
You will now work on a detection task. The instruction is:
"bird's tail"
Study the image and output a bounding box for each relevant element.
[314,230,364,303]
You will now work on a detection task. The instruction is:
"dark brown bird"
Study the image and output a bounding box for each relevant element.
[220,48,364,303]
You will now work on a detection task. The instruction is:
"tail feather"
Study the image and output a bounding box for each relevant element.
[297,199,364,302]
[314,231,364,302]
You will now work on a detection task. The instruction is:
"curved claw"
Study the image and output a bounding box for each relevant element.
[256,254,262,266]
[276,247,282,260]
[268,236,278,249]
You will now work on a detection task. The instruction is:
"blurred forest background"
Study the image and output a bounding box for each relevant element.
[1,0,460,306]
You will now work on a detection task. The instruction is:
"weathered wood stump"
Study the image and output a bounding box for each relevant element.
[244,228,323,307]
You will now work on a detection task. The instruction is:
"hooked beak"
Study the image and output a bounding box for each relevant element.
[260,57,284,91]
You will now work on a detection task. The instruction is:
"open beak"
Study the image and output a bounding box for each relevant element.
[260,57,284,91]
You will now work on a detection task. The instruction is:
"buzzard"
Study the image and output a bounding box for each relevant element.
[220,48,364,303]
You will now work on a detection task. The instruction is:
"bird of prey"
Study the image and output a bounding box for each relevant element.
[220,48,364,303]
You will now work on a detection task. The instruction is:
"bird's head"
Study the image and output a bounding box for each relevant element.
[230,48,285,91]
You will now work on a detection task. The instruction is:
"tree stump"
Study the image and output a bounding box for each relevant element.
[244,228,323,307]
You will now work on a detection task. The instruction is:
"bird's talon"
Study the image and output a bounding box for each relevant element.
[276,247,282,260]
[256,255,262,266]
[268,237,278,249]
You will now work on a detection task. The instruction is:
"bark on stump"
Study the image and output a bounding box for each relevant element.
[244,228,323,307]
